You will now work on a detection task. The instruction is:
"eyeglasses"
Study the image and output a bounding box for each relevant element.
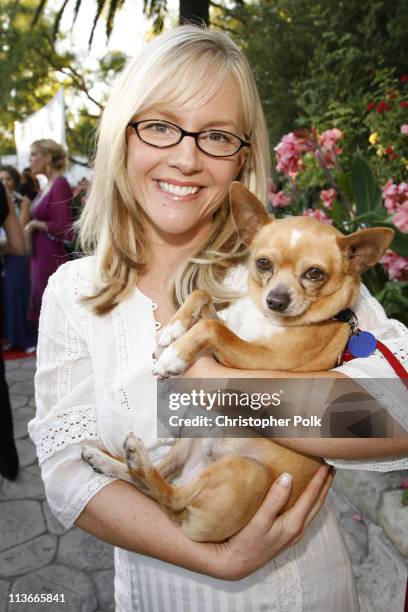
[127,119,251,157]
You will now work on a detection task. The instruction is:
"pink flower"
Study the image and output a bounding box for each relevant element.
[393,202,408,232]
[319,128,343,150]
[302,208,333,225]
[400,479,408,490]
[380,251,408,280]
[401,124,408,136]
[352,513,364,523]
[269,190,291,208]
[382,179,408,212]
[274,132,312,177]
[320,188,337,209]
[317,129,343,168]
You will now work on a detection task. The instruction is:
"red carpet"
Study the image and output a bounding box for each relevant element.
[1,340,36,360]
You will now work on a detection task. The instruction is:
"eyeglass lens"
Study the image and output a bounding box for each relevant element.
[137,120,243,156]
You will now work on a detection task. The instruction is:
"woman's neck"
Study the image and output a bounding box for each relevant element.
[45,168,63,182]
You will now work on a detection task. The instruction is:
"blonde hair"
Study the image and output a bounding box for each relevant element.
[78,25,271,315]
[31,139,68,172]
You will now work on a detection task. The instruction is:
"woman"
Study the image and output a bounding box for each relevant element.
[26,139,73,327]
[0,182,25,479]
[28,27,408,611]
[0,165,36,351]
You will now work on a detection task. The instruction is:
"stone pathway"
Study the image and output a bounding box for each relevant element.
[0,356,407,611]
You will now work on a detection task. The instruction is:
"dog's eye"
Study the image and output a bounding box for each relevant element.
[256,258,273,272]
[303,267,325,280]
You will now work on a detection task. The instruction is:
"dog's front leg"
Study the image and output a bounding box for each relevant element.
[153,319,230,377]
[158,289,217,350]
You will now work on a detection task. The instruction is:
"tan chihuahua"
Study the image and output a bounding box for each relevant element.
[81,182,393,542]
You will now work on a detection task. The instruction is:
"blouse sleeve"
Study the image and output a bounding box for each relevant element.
[45,177,73,240]
[326,284,408,472]
[28,264,117,528]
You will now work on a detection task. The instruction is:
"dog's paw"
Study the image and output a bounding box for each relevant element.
[152,345,188,377]
[81,445,105,475]
[158,320,187,348]
[124,432,149,469]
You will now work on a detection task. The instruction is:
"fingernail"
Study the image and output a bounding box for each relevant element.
[278,473,292,487]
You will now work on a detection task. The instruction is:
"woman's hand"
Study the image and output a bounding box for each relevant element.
[209,464,333,581]
[25,219,47,233]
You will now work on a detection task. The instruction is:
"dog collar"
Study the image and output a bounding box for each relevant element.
[332,308,358,334]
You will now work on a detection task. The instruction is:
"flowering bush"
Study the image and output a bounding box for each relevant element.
[269,119,408,324]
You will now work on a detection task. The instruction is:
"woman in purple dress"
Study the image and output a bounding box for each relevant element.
[25,139,73,327]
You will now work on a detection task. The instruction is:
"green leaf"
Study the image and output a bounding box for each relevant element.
[351,153,383,214]
[402,489,408,507]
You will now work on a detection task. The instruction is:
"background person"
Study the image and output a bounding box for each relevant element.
[0,165,37,351]
[28,26,407,611]
[0,181,25,480]
[26,139,73,328]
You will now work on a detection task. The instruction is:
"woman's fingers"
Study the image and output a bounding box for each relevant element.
[281,464,331,540]
[254,472,294,532]
[301,467,335,532]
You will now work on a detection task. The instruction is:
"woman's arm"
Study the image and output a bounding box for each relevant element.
[0,189,26,255]
[75,464,333,580]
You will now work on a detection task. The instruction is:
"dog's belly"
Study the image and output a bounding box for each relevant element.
[175,438,268,486]
[221,295,284,343]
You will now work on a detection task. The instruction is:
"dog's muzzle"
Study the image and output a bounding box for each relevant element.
[266,291,291,312]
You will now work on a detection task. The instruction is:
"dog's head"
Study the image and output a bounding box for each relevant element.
[229,182,394,324]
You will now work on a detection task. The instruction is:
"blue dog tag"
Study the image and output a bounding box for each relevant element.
[347,331,377,358]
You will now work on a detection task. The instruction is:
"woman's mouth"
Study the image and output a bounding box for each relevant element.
[156,180,203,199]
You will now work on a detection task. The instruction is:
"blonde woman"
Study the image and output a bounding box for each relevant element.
[26,139,73,327]
[28,26,408,611]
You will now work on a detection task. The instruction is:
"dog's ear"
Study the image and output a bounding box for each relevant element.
[229,181,271,246]
[336,227,394,273]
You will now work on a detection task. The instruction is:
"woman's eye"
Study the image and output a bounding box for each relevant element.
[207,131,231,143]
[256,258,273,272]
[146,122,170,133]
[303,267,325,280]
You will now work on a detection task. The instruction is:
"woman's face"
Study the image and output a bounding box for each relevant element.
[126,80,247,244]
[0,171,15,192]
[29,147,49,175]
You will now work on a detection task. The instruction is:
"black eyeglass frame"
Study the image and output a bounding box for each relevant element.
[127,119,251,158]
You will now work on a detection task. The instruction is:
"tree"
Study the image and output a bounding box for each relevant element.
[33,0,213,44]
[0,0,127,159]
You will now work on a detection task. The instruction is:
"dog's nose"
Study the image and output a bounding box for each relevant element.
[266,292,291,312]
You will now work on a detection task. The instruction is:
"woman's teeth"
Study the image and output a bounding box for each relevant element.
[158,181,201,196]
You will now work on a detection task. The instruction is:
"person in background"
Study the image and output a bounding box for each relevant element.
[26,139,73,328]
[0,181,25,480]
[0,166,37,352]
[19,167,40,203]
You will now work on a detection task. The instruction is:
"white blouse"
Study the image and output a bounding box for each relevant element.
[28,256,408,612]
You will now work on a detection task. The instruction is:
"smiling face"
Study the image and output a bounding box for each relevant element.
[125,79,247,245]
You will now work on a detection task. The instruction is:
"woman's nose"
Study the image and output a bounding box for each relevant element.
[166,135,203,174]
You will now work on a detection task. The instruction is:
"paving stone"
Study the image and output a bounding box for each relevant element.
[12,416,29,441]
[333,469,408,522]
[92,569,115,612]
[9,380,34,396]
[58,529,114,571]
[43,501,68,536]
[0,466,44,501]
[0,579,10,611]
[0,501,44,553]
[10,395,27,410]
[6,369,35,383]
[28,397,37,409]
[20,358,36,371]
[15,438,37,468]
[356,523,408,612]
[0,534,57,577]
[378,490,408,557]
[11,565,97,612]
[5,360,21,371]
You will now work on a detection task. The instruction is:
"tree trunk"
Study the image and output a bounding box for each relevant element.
[179,0,209,26]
